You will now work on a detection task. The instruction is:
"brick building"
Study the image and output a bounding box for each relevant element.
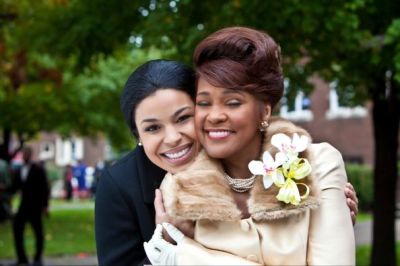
[280,77,374,165]
[14,133,107,167]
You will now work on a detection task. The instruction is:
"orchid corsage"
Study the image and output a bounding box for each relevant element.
[248,133,312,205]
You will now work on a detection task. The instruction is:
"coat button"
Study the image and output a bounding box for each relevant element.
[240,220,250,232]
[246,254,258,262]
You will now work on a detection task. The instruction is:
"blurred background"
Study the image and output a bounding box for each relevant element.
[0,0,399,265]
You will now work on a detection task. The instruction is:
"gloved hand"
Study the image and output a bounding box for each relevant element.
[144,223,185,265]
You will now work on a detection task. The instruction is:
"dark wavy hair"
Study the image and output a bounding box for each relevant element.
[193,26,284,108]
[120,59,196,138]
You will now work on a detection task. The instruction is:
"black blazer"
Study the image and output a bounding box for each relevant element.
[12,163,49,214]
[95,146,166,266]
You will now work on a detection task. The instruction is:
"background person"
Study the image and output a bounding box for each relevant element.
[63,164,73,201]
[11,146,50,266]
[0,158,12,222]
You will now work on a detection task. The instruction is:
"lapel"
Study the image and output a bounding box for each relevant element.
[135,147,166,204]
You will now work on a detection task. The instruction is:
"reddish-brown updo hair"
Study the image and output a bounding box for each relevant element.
[193,26,284,108]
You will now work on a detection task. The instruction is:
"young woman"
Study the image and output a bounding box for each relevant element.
[95,58,358,265]
[146,27,355,265]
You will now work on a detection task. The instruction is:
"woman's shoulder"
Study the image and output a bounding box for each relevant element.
[309,142,344,166]
[106,150,139,178]
[308,142,347,189]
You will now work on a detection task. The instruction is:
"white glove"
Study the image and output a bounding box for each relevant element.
[143,223,185,265]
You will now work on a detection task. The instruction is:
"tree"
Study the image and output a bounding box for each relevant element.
[140,1,399,264]
[3,1,398,263]
[0,0,166,160]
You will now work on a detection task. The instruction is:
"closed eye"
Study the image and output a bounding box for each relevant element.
[226,99,241,107]
[196,100,210,106]
[177,114,193,123]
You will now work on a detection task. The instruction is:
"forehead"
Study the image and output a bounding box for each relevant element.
[196,78,247,96]
[135,89,194,120]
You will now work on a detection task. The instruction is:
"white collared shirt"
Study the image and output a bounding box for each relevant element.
[21,164,30,182]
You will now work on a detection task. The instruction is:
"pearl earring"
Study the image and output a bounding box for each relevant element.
[259,120,269,132]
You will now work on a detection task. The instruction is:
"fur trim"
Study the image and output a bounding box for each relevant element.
[160,117,320,221]
[161,150,242,221]
[249,117,320,221]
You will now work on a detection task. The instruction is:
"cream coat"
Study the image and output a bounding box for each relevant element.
[160,118,355,265]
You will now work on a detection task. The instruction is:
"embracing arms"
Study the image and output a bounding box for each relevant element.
[307,143,356,265]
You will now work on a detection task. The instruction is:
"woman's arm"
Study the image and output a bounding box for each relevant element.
[145,223,260,265]
[307,143,355,265]
[153,189,260,265]
[95,168,147,266]
[155,189,195,240]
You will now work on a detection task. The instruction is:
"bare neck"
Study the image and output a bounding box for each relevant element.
[222,134,262,179]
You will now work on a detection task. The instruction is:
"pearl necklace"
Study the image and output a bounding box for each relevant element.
[224,173,256,193]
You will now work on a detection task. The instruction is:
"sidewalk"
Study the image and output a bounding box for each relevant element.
[354,218,400,246]
[0,254,97,266]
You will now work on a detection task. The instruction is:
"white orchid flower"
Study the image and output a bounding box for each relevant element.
[271,133,309,156]
[271,133,309,169]
[248,151,286,189]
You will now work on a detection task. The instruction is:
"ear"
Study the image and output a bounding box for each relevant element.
[260,102,272,121]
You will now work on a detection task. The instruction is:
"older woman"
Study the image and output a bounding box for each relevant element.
[147,27,355,265]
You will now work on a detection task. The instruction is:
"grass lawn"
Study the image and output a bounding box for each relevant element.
[0,200,396,264]
[357,212,372,222]
[356,243,400,266]
[0,199,95,259]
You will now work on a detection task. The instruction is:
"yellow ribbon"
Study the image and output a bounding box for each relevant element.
[297,182,310,199]
[276,158,311,205]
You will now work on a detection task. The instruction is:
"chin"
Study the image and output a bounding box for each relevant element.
[203,147,233,159]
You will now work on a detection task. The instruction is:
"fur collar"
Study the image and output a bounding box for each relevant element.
[160,117,320,221]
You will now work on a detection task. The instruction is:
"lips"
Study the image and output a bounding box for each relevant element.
[161,144,194,164]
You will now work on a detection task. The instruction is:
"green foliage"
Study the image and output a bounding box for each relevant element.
[46,164,63,182]
[19,0,146,68]
[1,0,174,152]
[345,163,373,212]
[357,212,372,222]
[0,205,95,258]
[64,47,175,151]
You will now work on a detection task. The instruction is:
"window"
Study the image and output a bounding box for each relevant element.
[39,141,55,160]
[280,79,313,122]
[326,81,367,119]
[55,137,84,166]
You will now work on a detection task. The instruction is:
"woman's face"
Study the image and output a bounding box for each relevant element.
[135,89,198,174]
[195,78,270,161]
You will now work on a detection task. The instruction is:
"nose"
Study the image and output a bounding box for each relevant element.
[164,125,181,146]
[207,106,227,124]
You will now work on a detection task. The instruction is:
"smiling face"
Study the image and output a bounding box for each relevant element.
[135,89,198,174]
[195,78,271,164]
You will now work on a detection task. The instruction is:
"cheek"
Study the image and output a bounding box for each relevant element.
[182,121,197,140]
[235,110,260,129]
[194,111,204,131]
[140,135,160,161]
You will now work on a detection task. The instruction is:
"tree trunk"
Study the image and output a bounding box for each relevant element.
[0,128,11,162]
[371,82,399,266]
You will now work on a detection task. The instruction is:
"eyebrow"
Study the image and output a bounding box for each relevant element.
[196,88,245,97]
[140,106,192,125]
